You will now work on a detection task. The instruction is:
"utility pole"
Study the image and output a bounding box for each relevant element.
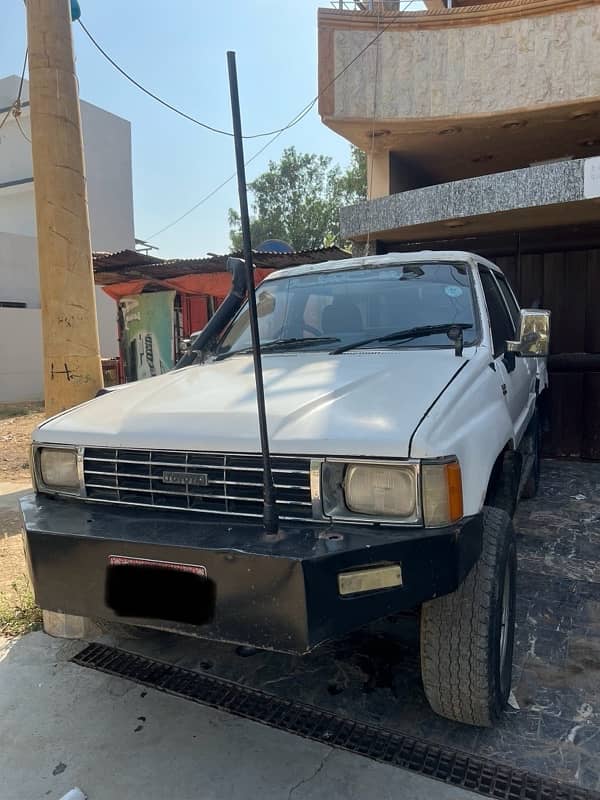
[26,0,103,416]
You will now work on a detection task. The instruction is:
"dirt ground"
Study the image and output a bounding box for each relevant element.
[0,536,26,600]
[0,504,30,612]
[0,404,44,627]
[0,515,38,632]
[0,403,45,483]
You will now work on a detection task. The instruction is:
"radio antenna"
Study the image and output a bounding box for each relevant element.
[226,51,279,535]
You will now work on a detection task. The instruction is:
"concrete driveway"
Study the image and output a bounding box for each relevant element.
[0,632,479,800]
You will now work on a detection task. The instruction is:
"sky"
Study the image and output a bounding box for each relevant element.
[0,0,423,259]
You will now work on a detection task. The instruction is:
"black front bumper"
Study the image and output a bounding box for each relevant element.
[21,495,482,654]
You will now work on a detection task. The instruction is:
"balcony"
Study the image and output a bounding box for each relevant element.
[318,0,600,197]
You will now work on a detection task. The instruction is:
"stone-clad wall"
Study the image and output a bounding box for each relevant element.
[331,3,600,120]
[339,158,590,239]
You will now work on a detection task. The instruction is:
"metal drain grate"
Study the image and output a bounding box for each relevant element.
[72,643,597,800]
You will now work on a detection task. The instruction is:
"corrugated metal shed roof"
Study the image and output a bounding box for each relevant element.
[93,246,350,286]
[92,249,164,269]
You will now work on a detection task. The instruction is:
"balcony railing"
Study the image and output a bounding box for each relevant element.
[328,1,436,11]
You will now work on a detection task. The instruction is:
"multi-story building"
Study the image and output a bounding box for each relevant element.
[319,0,600,458]
[0,75,135,402]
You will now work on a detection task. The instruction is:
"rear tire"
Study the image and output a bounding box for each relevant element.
[420,507,516,727]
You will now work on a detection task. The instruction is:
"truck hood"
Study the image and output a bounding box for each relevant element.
[36,351,471,458]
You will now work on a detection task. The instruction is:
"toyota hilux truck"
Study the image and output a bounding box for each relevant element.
[20,251,550,727]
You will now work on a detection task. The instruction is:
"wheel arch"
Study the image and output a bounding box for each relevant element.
[484,441,522,517]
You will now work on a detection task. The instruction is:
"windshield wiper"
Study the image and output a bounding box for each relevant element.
[215,336,340,361]
[331,323,473,355]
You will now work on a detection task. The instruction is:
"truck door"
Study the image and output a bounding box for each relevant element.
[478,266,535,443]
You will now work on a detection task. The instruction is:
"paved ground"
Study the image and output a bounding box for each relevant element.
[0,632,479,800]
[0,405,44,483]
[81,460,599,793]
[0,478,477,800]
[1,461,599,797]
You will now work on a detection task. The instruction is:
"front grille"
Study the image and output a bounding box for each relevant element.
[83,448,313,521]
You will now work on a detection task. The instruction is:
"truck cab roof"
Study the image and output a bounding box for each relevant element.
[264,250,502,283]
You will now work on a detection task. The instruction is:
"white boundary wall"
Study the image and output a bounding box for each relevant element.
[0,307,43,403]
[0,76,133,402]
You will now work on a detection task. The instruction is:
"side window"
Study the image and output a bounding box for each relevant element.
[494,273,520,332]
[478,268,515,358]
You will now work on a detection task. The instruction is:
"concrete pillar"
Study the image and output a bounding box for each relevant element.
[367,152,390,200]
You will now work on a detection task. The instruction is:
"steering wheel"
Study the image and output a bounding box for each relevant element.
[302,323,322,337]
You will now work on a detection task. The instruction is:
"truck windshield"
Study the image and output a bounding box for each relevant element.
[216,262,477,357]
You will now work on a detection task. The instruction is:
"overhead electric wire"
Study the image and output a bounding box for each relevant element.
[16,47,28,101]
[365,4,383,255]
[78,0,417,147]
[146,107,313,239]
[0,107,11,132]
[77,19,309,141]
[146,0,420,241]
[14,112,31,143]
[0,48,28,132]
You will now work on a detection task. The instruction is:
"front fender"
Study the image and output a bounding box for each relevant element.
[410,354,513,517]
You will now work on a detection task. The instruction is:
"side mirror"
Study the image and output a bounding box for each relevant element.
[507,309,551,357]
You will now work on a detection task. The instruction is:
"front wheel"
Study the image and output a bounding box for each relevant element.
[419,507,516,727]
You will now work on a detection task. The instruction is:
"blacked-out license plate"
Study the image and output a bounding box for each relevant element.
[105,555,214,625]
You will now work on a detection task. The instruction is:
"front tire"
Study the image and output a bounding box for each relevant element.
[420,507,516,726]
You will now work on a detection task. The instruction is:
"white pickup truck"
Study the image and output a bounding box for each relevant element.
[21,251,550,727]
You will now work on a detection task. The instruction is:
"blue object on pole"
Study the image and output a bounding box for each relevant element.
[71,0,81,21]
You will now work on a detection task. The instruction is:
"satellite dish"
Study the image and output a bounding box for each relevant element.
[256,239,294,254]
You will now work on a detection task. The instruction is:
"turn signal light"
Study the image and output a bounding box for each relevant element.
[445,461,464,522]
[422,459,463,527]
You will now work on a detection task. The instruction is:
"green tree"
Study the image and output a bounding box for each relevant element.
[229,145,366,251]
[334,145,368,204]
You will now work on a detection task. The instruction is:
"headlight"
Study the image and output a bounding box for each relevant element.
[37,447,80,492]
[319,458,463,527]
[321,460,420,523]
[345,464,416,518]
[422,460,463,527]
